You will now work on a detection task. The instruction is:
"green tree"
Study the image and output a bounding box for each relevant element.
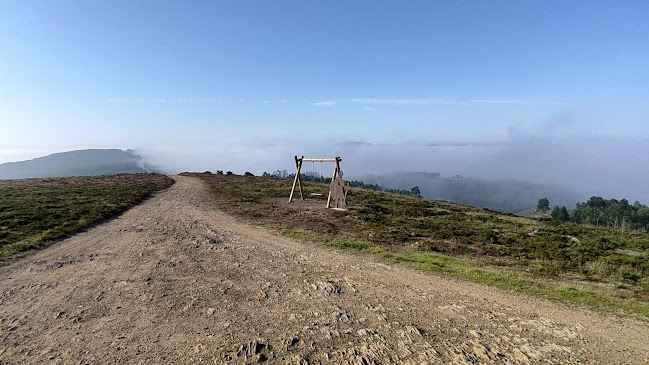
[570,196,649,230]
[559,206,570,222]
[636,205,649,231]
[410,186,421,198]
[586,196,607,226]
[537,197,550,212]
[551,206,570,222]
[551,206,561,220]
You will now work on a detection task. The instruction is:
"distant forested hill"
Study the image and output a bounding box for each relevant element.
[352,172,583,213]
[0,149,157,179]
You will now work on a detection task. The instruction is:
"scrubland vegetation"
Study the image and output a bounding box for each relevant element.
[187,172,649,316]
[0,174,173,259]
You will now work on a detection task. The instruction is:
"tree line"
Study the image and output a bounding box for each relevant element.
[541,196,649,231]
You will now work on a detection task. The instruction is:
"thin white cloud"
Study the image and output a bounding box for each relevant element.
[107,98,168,104]
[107,98,216,104]
[308,98,559,106]
[311,101,336,106]
[107,97,554,107]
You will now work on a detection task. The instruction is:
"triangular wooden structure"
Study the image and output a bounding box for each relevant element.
[288,156,343,208]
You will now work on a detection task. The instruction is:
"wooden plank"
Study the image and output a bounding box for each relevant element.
[302,158,340,162]
[329,157,346,209]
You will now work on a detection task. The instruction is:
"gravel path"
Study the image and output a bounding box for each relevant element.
[1,176,647,364]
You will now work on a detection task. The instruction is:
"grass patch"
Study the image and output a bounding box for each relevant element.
[329,237,370,250]
[331,241,649,317]
[0,174,174,259]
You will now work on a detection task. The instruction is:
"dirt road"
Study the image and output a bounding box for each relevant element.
[1,176,647,364]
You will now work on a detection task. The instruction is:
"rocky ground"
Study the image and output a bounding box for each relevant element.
[1,176,647,364]
[515,208,551,219]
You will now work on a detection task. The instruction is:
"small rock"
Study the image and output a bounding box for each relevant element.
[95,291,105,302]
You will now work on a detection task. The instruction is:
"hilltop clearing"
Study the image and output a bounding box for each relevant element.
[1,175,647,364]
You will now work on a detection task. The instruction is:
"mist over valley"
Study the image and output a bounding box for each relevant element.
[3,133,646,215]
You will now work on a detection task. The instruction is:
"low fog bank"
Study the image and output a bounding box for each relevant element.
[355,172,582,213]
[138,135,648,207]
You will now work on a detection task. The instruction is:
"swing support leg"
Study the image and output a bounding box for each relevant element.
[289,155,304,202]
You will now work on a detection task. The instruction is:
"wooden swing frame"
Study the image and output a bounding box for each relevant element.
[288,156,342,208]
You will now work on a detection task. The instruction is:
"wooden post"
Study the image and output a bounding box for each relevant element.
[297,156,304,200]
[326,157,341,208]
[289,156,303,202]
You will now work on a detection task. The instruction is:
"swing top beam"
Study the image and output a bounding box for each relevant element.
[300,157,341,162]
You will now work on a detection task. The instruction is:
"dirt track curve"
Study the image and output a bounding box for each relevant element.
[1,176,648,364]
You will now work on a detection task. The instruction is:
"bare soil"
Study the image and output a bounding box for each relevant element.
[1,176,647,364]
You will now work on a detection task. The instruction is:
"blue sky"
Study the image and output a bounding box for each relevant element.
[1,1,648,170]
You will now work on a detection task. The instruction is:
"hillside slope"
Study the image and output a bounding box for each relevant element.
[1,175,647,364]
[188,173,649,315]
[0,149,153,179]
